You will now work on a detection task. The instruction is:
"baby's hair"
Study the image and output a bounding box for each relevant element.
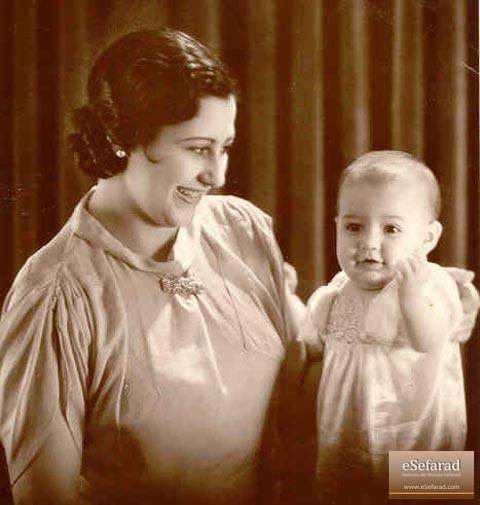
[338,150,441,219]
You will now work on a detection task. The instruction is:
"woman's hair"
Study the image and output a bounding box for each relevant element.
[338,150,441,219]
[69,28,237,178]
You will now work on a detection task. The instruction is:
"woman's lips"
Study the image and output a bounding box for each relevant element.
[175,186,206,203]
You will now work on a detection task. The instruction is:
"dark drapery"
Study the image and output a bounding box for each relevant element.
[1,0,478,491]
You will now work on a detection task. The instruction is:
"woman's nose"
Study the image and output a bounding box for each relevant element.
[198,154,226,189]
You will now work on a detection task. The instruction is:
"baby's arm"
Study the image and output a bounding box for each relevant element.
[396,253,462,353]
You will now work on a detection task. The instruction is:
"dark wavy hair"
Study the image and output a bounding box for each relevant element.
[69,28,237,178]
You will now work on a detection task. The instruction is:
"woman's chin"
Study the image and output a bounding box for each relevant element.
[140,202,198,228]
[161,207,197,228]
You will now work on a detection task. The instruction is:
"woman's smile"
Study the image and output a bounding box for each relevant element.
[175,186,209,204]
[121,95,237,228]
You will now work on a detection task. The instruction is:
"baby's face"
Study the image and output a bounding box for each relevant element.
[336,179,437,291]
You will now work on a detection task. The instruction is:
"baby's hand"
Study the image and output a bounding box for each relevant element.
[395,249,430,299]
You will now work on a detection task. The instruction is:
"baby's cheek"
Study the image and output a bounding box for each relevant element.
[336,241,352,261]
[337,251,351,270]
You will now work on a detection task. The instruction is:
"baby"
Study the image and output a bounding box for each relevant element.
[299,151,470,501]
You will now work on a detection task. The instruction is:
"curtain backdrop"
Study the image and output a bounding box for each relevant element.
[1,0,478,481]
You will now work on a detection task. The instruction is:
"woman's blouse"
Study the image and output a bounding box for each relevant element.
[299,265,465,479]
[0,190,299,504]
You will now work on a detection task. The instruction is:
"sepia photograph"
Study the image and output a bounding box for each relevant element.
[0,1,478,503]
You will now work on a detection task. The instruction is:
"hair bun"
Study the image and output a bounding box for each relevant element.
[69,105,127,178]
[70,28,237,178]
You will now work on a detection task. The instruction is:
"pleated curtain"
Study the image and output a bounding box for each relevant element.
[1,0,478,453]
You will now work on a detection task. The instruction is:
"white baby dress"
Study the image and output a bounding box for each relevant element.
[299,263,465,492]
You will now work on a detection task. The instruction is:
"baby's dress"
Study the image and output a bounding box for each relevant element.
[299,264,465,492]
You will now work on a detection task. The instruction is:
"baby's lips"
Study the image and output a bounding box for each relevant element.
[357,257,383,264]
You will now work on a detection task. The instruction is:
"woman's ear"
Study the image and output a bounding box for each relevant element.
[423,220,443,255]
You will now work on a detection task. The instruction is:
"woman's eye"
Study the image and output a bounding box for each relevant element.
[345,223,361,232]
[385,224,401,234]
[188,144,233,157]
[188,146,211,156]
[222,144,233,155]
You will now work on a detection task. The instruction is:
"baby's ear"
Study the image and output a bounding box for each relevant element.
[423,220,443,254]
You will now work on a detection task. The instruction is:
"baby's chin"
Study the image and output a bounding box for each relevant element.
[355,279,391,291]
[347,268,395,291]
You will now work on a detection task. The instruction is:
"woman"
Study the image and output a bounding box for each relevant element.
[0,27,477,505]
[0,28,299,504]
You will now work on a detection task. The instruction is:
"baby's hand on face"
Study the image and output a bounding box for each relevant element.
[395,249,430,299]
[395,250,444,353]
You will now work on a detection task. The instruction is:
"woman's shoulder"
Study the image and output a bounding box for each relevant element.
[3,222,96,314]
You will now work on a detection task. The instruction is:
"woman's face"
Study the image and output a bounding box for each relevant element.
[122,95,236,228]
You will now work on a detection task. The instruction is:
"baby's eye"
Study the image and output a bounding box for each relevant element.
[384,224,401,234]
[345,223,362,232]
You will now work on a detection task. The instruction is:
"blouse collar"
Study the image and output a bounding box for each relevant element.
[70,187,197,276]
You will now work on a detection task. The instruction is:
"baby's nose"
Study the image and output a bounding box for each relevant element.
[360,230,382,251]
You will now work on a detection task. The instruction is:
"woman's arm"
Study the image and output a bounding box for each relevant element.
[0,277,89,505]
[12,412,81,505]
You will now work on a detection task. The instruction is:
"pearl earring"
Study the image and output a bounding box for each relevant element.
[115,149,127,158]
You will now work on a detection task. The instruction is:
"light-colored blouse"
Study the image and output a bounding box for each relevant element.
[0,190,299,504]
[299,265,465,487]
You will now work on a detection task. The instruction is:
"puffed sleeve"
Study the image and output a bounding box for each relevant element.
[442,267,478,343]
[297,272,346,354]
[215,196,306,345]
[0,270,91,484]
